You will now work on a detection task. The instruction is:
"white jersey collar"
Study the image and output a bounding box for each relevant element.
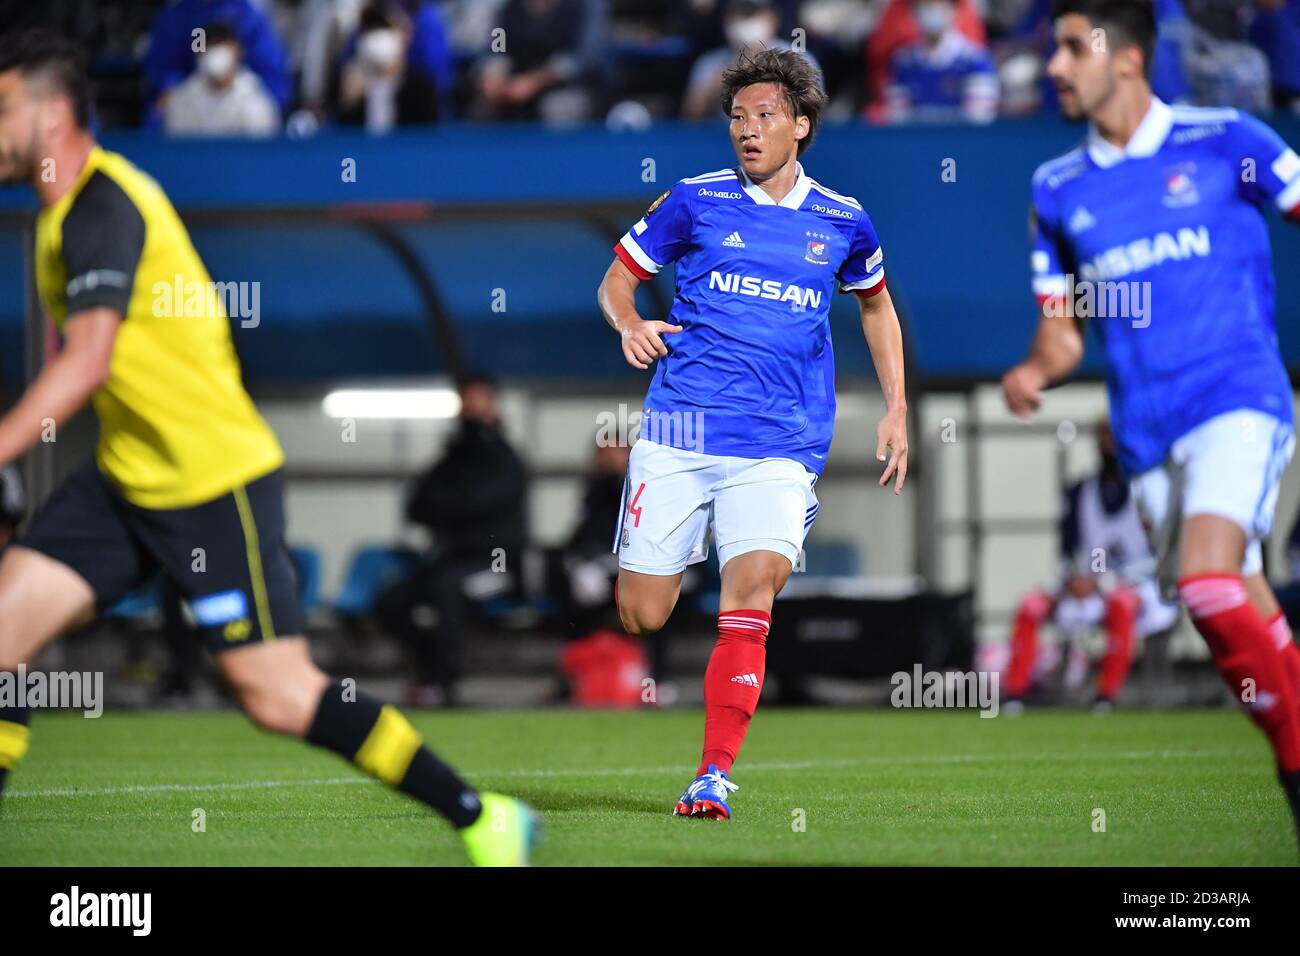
[1087,96,1173,169]
[739,160,812,209]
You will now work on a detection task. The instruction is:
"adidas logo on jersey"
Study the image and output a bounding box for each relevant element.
[1068,206,1096,234]
[722,231,746,248]
[730,673,760,687]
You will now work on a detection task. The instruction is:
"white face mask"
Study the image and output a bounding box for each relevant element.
[916,2,954,37]
[727,16,774,50]
[199,45,237,82]
[359,28,403,71]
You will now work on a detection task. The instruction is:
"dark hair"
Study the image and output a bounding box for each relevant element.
[1051,0,1156,78]
[203,21,238,47]
[720,47,827,157]
[458,371,497,390]
[0,28,92,128]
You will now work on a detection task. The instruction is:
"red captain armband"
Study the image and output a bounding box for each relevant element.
[852,278,887,299]
[613,243,654,282]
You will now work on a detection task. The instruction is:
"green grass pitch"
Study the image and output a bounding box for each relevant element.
[2,708,1295,866]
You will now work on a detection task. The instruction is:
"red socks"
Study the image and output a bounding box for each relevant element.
[1267,611,1300,703]
[1006,591,1052,698]
[699,610,770,775]
[1097,587,1138,701]
[1180,574,1300,773]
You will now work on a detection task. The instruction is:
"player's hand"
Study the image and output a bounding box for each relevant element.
[1002,362,1047,417]
[875,407,909,495]
[620,318,683,370]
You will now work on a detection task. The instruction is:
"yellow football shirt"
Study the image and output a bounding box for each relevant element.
[33,146,283,509]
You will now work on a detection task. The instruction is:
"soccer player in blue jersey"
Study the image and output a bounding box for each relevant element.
[596,48,910,818]
[1001,0,1300,842]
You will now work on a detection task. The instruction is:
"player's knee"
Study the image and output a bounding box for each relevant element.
[240,685,313,736]
[236,667,328,737]
[1017,590,1053,623]
[619,600,670,636]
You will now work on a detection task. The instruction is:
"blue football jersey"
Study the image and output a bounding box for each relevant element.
[614,162,885,475]
[1031,99,1300,475]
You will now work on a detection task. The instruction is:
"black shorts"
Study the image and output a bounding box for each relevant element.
[19,460,304,652]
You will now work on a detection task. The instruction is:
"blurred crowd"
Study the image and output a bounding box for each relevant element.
[3,0,1299,134]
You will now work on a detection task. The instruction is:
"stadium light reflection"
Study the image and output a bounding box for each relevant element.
[321,387,461,419]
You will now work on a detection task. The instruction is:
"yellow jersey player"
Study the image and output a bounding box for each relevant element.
[0,29,535,866]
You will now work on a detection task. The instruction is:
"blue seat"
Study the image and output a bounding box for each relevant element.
[801,540,861,577]
[334,545,419,617]
[287,545,322,615]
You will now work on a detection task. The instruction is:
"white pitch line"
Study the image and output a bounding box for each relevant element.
[4,749,1237,800]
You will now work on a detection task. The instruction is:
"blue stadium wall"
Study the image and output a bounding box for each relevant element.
[2,117,1298,389]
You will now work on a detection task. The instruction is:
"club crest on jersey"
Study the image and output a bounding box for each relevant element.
[1162,163,1199,208]
[804,230,832,265]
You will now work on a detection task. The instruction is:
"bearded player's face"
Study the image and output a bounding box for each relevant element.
[0,69,43,184]
[729,82,808,181]
[1047,14,1118,121]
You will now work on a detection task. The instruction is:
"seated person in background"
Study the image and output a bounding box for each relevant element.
[1005,422,1179,712]
[164,21,280,137]
[863,0,987,120]
[559,439,629,638]
[146,0,291,125]
[884,0,1000,123]
[681,0,819,121]
[375,374,527,707]
[471,0,607,124]
[336,1,442,133]
[0,463,24,551]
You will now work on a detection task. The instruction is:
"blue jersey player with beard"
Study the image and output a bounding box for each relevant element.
[1002,1,1300,850]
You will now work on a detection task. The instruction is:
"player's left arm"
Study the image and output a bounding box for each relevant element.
[838,211,907,493]
[1234,113,1300,223]
[857,286,909,495]
[0,307,120,467]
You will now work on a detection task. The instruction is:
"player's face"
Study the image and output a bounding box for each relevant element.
[729,83,808,180]
[0,69,43,184]
[1046,14,1116,120]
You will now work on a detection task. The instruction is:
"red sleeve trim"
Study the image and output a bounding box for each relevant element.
[613,242,653,281]
[1287,201,1300,223]
[853,277,887,299]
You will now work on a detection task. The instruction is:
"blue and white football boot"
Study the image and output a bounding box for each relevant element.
[672,764,739,820]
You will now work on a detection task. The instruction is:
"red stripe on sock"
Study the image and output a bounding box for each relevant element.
[1179,576,1300,772]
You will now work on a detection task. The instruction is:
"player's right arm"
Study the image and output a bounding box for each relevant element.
[1003,187,1082,417]
[1002,301,1084,417]
[597,258,682,371]
[0,169,142,467]
[598,185,692,370]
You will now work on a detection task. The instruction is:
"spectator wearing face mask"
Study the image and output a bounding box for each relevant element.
[884,0,999,123]
[336,1,442,132]
[864,0,986,120]
[146,0,291,125]
[681,0,820,121]
[163,21,281,136]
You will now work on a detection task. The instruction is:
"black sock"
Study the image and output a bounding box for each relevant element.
[1281,769,1300,833]
[306,681,481,828]
[0,702,32,800]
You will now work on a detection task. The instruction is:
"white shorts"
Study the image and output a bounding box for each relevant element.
[1132,409,1294,595]
[613,439,819,575]
[1053,579,1179,639]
